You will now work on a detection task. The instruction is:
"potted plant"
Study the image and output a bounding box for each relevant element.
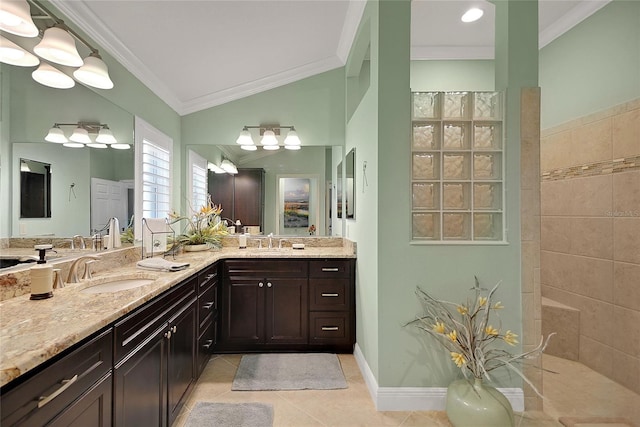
[169,196,229,251]
[407,277,553,427]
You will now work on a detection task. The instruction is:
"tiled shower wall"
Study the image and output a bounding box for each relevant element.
[540,99,640,394]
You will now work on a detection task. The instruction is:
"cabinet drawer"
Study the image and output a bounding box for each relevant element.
[225,259,308,277]
[309,279,350,311]
[197,319,215,376]
[309,260,352,278]
[198,263,218,293]
[309,312,351,344]
[1,329,112,427]
[114,275,196,363]
[198,283,217,329]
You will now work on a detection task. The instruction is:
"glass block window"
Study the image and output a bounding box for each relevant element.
[411,91,504,242]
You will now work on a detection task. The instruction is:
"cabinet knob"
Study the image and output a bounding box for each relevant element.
[172,325,177,333]
[165,331,172,339]
[267,282,272,288]
[259,282,264,287]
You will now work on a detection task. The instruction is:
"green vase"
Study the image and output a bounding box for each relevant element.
[445,378,515,427]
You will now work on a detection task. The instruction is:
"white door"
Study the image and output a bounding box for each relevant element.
[91,178,127,234]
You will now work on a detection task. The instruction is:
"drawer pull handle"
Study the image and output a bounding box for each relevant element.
[38,374,78,408]
[321,326,339,331]
[321,293,339,297]
[206,274,215,280]
[321,268,340,272]
[203,302,214,310]
[165,330,172,339]
[202,339,213,349]
[172,325,177,333]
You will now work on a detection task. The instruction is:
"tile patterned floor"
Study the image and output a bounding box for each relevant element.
[173,353,638,426]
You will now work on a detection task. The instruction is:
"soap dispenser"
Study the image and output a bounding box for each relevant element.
[30,244,54,300]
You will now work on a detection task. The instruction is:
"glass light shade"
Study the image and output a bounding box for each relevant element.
[220,159,238,174]
[263,144,280,151]
[63,142,85,148]
[34,26,84,67]
[69,127,91,143]
[236,129,254,145]
[240,144,257,151]
[461,8,484,23]
[207,162,226,173]
[284,144,301,150]
[45,126,68,143]
[86,142,108,148]
[0,0,38,37]
[0,35,39,66]
[283,130,301,146]
[260,130,278,146]
[32,62,75,89]
[73,53,114,89]
[96,127,117,144]
[110,143,131,150]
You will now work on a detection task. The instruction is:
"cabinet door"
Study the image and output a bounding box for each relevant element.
[209,172,234,216]
[223,276,264,344]
[49,373,112,427]
[265,278,308,344]
[113,325,168,427]
[167,299,197,426]
[233,169,264,227]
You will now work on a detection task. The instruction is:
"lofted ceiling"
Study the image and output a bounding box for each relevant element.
[53,0,611,116]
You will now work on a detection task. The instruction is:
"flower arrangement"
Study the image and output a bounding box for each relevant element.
[308,224,316,235]
[408,277,553,395]
[169,195,229,249]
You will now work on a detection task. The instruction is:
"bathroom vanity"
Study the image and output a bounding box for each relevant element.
[0,242,355,426]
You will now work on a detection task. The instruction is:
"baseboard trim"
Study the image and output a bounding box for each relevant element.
[353,343,524,412]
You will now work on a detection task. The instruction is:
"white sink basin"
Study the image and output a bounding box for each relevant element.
[81,278,156,294]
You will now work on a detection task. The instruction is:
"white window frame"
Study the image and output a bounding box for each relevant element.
[134,116,173,240]
[187,149,208,212]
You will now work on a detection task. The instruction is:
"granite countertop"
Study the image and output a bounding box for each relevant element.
[0,244,355,388]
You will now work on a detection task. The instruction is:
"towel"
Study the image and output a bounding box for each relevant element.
[136,257,190,272]
[143,218,167,256]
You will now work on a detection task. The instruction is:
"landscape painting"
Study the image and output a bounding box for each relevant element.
[283,178,310,228]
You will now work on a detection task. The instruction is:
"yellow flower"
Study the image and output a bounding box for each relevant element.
[457,305,469,315]
[432,322,446,334]
[485,325,499,336]
[503,330,519,346]
[447,330,458,342]
[493,301,504,309]
[451,352,466,368]
[478,296,487,307]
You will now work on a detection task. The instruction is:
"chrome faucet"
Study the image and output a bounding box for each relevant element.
[278,239,288,249]
[71,235,86,250]
[267,233,274,249]
[66,255,100,283]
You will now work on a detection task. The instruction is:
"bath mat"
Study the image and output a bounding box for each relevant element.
[184,402,273,427]
[232,353,348,391]
[559,417,637,427]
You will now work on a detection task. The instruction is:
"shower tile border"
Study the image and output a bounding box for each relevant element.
[542,155,640,181]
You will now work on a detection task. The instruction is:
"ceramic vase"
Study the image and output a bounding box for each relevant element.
[445,378,515,427]
[183,244,209,252]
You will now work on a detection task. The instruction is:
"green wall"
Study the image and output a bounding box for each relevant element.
[410,60,495,91]
[540,0,640,128]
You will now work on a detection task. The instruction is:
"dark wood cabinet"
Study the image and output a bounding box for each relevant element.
[196,263,219,377]
[113,274,197,427]
[0,329,113,427]
[209,168,265,230]
[218,259,355,353]
[219,260,309,351]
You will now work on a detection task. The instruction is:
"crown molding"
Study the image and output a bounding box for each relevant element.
[539,0,611,48]
[336,0,367,64]
[179,55,343,116]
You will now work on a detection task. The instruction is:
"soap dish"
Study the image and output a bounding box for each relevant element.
[292,243,305,250]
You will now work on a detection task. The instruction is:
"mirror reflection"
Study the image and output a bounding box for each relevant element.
[20,159,51,219]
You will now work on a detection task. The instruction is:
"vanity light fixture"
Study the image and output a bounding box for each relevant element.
[0,0,38,37]
[0,34,39,66]
[236,125,303,151]
[44,122,128,149]
[461,7,484,23]
[207,162,226,174]
[220,159,238,175]
[2,0,115,90]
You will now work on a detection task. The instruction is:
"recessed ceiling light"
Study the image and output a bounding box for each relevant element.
[461,7,484,23]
